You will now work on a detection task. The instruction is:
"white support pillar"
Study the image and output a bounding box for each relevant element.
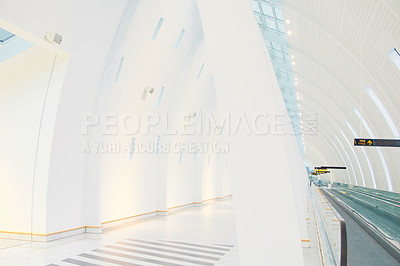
[196,1,304,265]
[284,132,309,243]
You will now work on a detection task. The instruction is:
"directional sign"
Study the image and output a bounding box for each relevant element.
[354,138,400,147]
[315,169,329,174]
[315,166,347,170]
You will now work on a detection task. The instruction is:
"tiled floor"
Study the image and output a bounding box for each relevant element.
[0,239,30,250]
[303,195,323,266]
[0,200,238,266]
[0,198,321,265]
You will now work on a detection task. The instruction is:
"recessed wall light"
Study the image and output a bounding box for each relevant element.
[287,30,292,35]
[286,19,291,24]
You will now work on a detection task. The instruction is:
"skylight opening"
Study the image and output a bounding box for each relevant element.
[277,21,286,33]
[0,28,34,63]
[354,107,393,191]
[274,7,284,20]
[388,48,400,71]
[265,17,277,30]
[256,16,264,27]
[0,28,15,43]
[366,87,400,138]
[251,0,261,13]
[261,3,274,17]
[251,0,303,157]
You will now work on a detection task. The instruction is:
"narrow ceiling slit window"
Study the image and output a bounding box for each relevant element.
[332,142,352,184]
[388,48,400,71]
[340,130,365,186]
[366,87,400,138]
[354,108,393,191]
[345,121,376,188]
[335,135,357,185]
[197,63,205,79]
[115,57,124,82]
[175,29,185,48]
[157,86,165,106]
[129,137,136,160]
[152,17,164,40]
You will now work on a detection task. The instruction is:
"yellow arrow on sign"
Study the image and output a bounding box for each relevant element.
[367,140,372,145]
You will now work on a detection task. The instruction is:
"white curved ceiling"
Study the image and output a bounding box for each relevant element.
[254,0,400,191]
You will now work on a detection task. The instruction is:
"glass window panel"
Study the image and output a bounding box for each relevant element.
[271,42,281,51]
[261,3,274,17]
[251,1,261,13]
[275,7,284,20]
[265,17,277,29]
[277,21,286,33]
[282,46,289,53]
[265,41,272,48]
[269,50,275,58]
[275,52,283,60]
[284,53,291,62]
[256,16,263,25]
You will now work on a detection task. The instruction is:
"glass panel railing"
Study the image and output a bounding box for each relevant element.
[311,185,347,266]
[327,182,400,246]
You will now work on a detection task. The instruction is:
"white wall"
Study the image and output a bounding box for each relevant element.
[0,46,55,233]
[0,0,232,236]
[0,0,128,234]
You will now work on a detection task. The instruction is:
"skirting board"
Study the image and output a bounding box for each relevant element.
[0,194,233,242]
[0,226,101,242]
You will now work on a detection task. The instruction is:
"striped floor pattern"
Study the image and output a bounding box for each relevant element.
[48,239,234,266]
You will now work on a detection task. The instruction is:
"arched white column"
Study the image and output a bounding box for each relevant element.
[196,1,304,265]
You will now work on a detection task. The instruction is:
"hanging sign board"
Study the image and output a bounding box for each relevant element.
[354,138,400,147]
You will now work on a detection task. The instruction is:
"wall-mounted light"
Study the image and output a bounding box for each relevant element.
[142,86,155,100]
[44,32,63,45]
